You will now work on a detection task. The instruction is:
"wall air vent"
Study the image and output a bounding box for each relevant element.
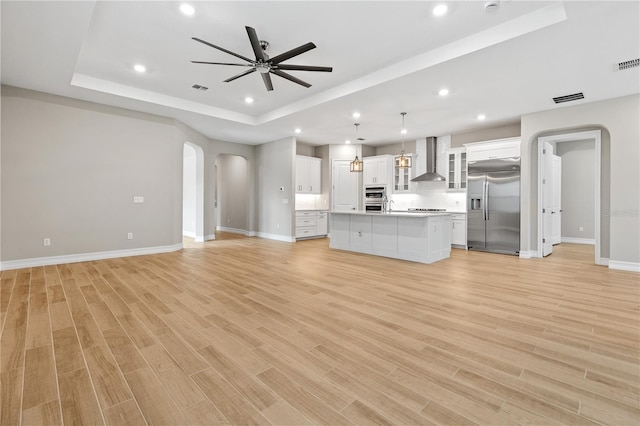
[553,92,584,104]
[191,84,209,91]
[618,58,639,71]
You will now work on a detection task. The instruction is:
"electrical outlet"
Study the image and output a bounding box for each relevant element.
[579,227,584,232]
[127,232,133,240]
[276,223,280,229]
[43,238,51,246]
[133,196,144,204]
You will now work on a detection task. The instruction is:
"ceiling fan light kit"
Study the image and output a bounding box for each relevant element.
[191,26,333,92]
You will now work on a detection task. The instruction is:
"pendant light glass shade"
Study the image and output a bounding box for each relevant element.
[350,156,363,172]
[350,123,364,172]
[395,112,412,169]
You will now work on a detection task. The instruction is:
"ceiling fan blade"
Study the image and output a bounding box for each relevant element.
[246,26,266,62]
[276,64,333,72]
[261,73,274,91]
[192,37,255,64]
[271,69,311,88]
[224,68,257,83]
[191,61,253,67]
[269,42,316,65]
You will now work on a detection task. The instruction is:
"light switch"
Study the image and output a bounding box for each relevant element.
[133,196,144,203]
[283,199,289,204]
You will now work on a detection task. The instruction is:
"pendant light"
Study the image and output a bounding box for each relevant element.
[396,112,412,169]
[350,123,364,172]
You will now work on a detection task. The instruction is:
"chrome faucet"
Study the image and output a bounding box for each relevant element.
[382,194,388,212]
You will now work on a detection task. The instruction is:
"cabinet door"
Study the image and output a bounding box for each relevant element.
[459,152,467,190]
[375,158,390,185]
[452,218,466,246]
[295,156,308,193]
[363,159,376,185]
[316,212,328,235]
[308,158,321,194]
[446,152,457,190]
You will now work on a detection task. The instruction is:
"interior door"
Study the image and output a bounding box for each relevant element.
[332,160,359,211]
[552,155,562,245]
[542,141,554,256]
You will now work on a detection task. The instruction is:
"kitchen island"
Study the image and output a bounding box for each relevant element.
[330,211,451,264]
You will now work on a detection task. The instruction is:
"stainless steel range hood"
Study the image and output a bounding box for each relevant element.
[411,137,445,182]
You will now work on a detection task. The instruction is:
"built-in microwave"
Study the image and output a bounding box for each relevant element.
[365,186,386,202]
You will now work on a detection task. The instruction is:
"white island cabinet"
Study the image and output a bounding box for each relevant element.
[330,211,451,264]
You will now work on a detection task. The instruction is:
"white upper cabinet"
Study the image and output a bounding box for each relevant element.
[363,155,392,186]
[464,137,521,162]
[295,155,321,194]
[445,148,467,191]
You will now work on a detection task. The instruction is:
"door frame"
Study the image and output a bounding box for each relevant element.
[537,130,601,264]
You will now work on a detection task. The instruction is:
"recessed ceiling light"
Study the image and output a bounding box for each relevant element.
[133,64,146,73]
[294,128,301,134]
[244,97,254,104]
[438,88,450,96]
[477,114,487,120]
[433,4,448,16]
[401,128,408,135]
[352,112,361,119]
[345,139,351,145]
[180,4,195,16]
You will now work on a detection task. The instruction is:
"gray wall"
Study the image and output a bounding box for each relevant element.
[521,94,639,264]
[1,85,183,260]
[216,154,249,232]
[182,144,197,237]
[373,140,417,156]
[296,143,316,157]
[556,140,596,240]
[256,137,296,239]
[451,122,521,147]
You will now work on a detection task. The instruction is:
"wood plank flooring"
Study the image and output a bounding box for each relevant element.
[1,235,638,425]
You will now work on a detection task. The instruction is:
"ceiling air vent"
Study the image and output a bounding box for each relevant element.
[618,58,639,71]
[191,84,209,91]
[553,92,584,104]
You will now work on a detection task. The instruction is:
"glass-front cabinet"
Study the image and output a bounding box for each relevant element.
[393,154,414,193]
[446,148,467,191]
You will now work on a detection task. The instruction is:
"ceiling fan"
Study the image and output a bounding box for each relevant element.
[191,26,333,91]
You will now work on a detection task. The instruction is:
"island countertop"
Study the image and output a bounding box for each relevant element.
[330,210,450,217]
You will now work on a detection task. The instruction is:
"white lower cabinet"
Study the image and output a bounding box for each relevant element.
[451,213,467,248]
[330,212,451,264]
[295,210,328,239]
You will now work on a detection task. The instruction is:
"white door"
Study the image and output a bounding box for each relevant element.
[552,155,562,245]
[332,160,359,211]
[542,141,554,256]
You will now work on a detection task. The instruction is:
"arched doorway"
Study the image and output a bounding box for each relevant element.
[182,142,205,242]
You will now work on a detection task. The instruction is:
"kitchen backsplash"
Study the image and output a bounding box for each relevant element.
[390,182,466,212]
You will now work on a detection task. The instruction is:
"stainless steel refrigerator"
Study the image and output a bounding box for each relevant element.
[467,157,520,255]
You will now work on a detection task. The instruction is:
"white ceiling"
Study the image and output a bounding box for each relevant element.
[2,1,639,146]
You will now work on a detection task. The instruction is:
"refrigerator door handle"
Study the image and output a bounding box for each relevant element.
[482,180,487,221]
[485,181,489,221]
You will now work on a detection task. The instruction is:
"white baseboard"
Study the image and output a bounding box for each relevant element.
[599,257,609,266]
[519,250,538,259]
[561,237,595,245]
[256,232,295,243]
[246,231,257,237]
[182,231,196,239]
[216,226,250,236]
[609,260,640,272]
[205,234,215,241]
[0,243,184,271]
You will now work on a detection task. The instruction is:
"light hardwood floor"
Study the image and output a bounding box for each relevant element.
[1,235,638,425]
